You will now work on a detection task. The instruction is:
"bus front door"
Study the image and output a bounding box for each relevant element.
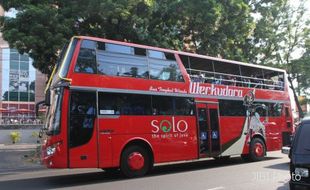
[68,90,98,168]
[197,103,221,157]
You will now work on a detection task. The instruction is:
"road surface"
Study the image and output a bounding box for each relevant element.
[0,151,291,190]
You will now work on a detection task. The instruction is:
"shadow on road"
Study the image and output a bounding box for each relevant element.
[0,156,282,190]
[0,171,123,190]
[264,162,290,171]
[276,180,289,190]
[151,156,280,177]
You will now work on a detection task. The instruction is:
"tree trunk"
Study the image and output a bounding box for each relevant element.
[288,76,304,119]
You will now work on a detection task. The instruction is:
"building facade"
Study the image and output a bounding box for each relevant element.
[0,34,46,125]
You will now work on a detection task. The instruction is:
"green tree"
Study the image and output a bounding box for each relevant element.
[290,38,310,95]
[1,0,309,95]
[178,0,254,61]
[245,0,310,105]
[0,0,256,75]
[247,0,309,67]
[0,0,158,74]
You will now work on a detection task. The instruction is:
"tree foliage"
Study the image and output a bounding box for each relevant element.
[0,0,310,94]
[290,38,310,95]
[0,0,255,74]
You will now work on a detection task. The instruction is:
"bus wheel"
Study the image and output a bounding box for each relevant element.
[120,145,151,178]
[249,138,266,161]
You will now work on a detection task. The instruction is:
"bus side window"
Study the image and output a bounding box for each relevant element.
[69,91,96,148]
[98,92,152,116]
[175,97,195,115]
[151,96,173,115]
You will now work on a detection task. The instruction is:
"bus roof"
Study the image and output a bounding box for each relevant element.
[75,36,286,73]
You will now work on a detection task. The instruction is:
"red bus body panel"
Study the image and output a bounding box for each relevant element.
[42,36,294,170]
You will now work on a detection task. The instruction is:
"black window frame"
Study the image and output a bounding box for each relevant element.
[98,92,195,116]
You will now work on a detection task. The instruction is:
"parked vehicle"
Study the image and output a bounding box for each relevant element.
[282,131,295,155]
[289,118,310,189]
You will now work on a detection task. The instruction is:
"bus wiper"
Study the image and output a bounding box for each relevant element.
[39,126,47,138]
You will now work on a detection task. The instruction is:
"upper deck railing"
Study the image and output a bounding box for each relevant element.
[186,68,284,90]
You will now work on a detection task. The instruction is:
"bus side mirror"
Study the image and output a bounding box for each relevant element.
[45,89,51,106]
[35,100,46,117]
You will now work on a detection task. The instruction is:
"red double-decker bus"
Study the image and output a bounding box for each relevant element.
[41,36,294,177]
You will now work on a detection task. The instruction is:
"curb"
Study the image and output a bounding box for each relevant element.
[0,166,46,174]
[0,144,39,151]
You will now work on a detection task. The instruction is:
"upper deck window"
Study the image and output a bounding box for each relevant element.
[148,51,184,82]
[74,40,97,74]
[262,69,284,90]
[213,61,241,86]
[97,44,148,78]
[81,40,97,49]
[74,39,184,82]
[180,54,285,91]
[148,50,165,59]
[106,43,134,54]
[74,40,184,82]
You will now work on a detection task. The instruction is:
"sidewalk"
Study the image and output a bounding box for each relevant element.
[0,143,39,151]
[0,143,44,172]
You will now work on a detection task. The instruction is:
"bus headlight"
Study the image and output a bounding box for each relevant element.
[46,146,56,156]
[46,141,62,156]
[295,168,309,177]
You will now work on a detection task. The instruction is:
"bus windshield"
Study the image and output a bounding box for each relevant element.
[47,38,77,90]
[45,88,63,135]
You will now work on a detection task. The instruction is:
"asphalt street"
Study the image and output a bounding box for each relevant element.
[0,151,294,190]
[0,149,43,173]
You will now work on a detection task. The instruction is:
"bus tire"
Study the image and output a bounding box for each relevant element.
[120,145,151,178]
[214,156,230,161]
[102,168,119,174]
[241,154,250,161]
[249,138,266,162]
[289,182,296,190]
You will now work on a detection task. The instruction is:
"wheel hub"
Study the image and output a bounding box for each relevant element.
[127,152,145,171]
[254,143,264,157]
